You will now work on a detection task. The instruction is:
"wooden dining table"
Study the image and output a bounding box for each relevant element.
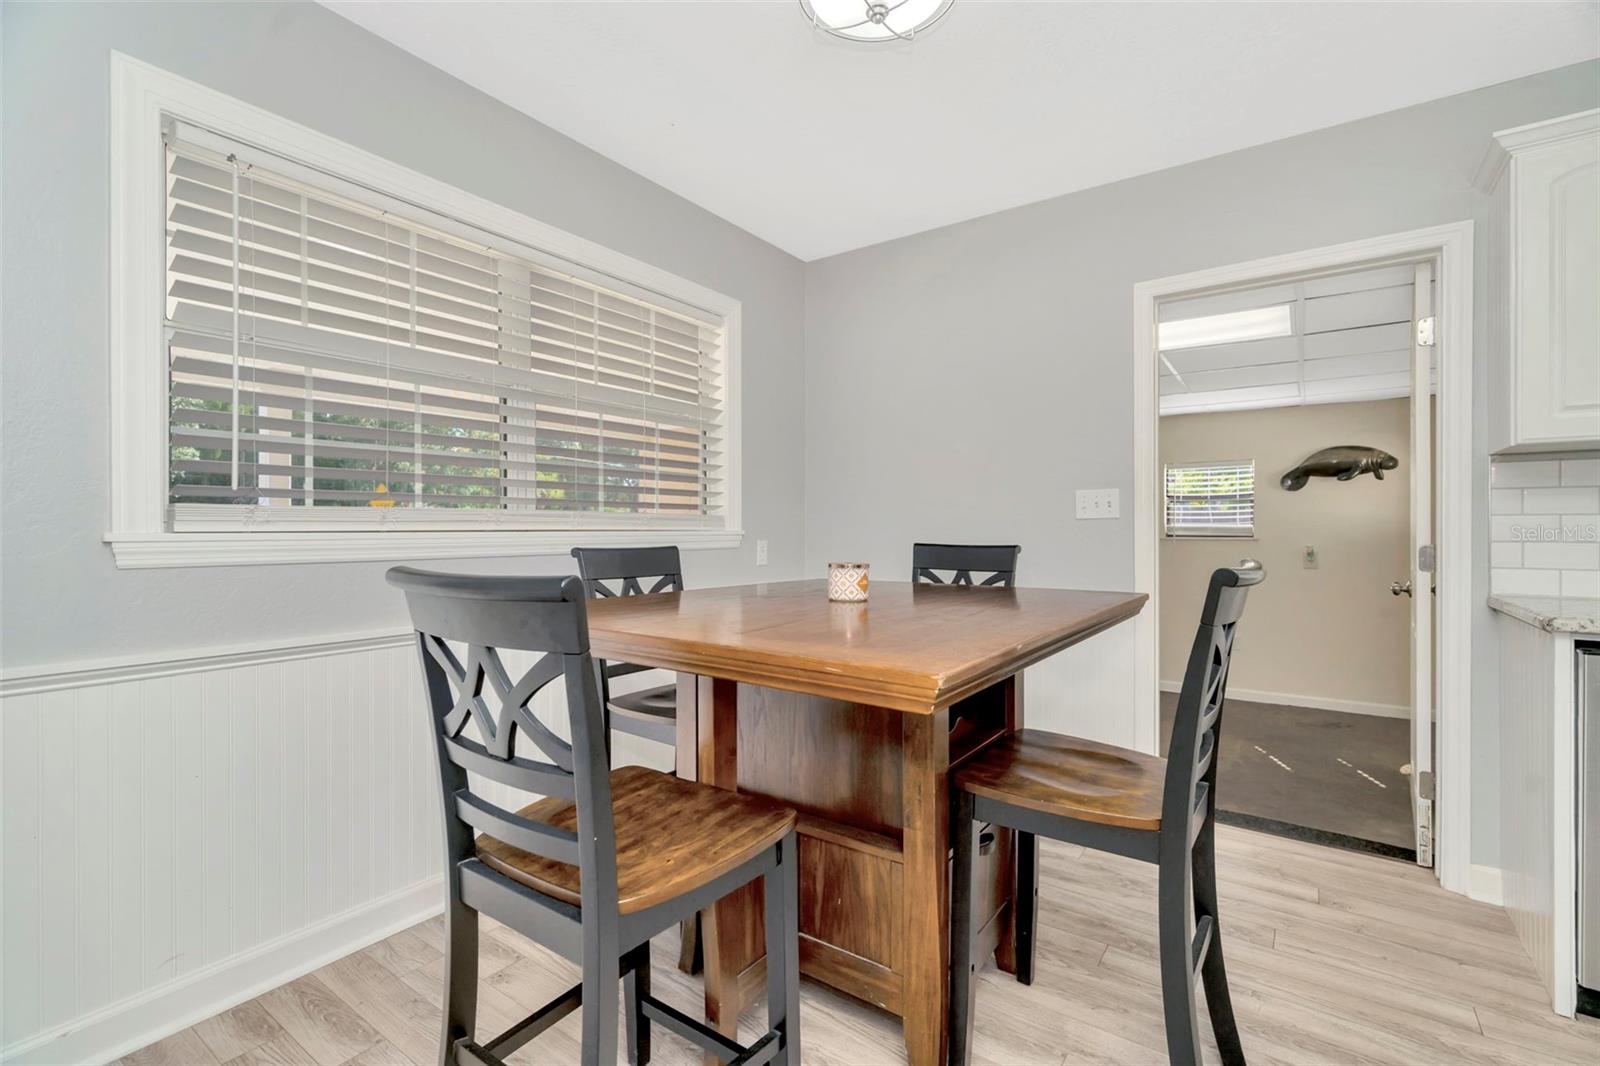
[587,578,1147,1065]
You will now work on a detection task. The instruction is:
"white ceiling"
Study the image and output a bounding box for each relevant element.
[323,1,1600,261]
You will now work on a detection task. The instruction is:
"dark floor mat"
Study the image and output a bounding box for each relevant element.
[1215,810,1416,862]
[1161,692,1414,851]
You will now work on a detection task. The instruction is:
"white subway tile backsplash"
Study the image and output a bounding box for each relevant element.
[1492,460,1563,488]
[1561,459,1600,486]
[1490,489,1524,515]
[1491,542,1522,568]
[1523,541,1600,570]
[1492,514,1564,542]
[1492,568,1562,596]
[1489,457,1600,593]
[1563,514,1600,538]
[1522,487,1600,514]
[1562,570,1600,598]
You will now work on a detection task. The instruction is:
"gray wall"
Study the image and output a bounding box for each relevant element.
[803,60,1600,867]
[0,2,807,668]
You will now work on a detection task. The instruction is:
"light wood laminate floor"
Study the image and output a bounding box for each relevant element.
[120,827,1599,1065]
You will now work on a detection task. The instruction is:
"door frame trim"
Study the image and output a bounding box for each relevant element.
[1131,221,1475,897]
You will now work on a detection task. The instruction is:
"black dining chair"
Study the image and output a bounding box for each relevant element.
[910,543,1021,587]
[948,562,1264,1066]
[570,545,705,973]
[388,568,801,1066]
[570,546,684,749]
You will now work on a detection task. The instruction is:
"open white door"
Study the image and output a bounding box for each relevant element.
[1409,260,1436,868]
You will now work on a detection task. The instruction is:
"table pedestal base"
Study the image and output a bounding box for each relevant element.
[675,673,1023,1066]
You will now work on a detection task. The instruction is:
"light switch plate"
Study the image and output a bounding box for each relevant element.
[1075,488,1120,520]
[755,539,769,566]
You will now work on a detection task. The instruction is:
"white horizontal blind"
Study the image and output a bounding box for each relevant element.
[163,131,727,531]
[1159,263,1431,416]
[1164,460,1255,537]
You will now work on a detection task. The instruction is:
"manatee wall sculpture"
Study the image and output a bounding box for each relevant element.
[1280,446,1399,491]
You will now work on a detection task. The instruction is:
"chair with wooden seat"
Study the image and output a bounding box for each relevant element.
[570,546,684,749]
[387,567,801,1066]
[949,562,1264,1066]
[910,542,1021,587]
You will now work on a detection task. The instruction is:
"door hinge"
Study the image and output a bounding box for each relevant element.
[1416,316,1436,346]
[1419,544,1436,573]
[1418,769,1435,800]
[1416,799,1434,867]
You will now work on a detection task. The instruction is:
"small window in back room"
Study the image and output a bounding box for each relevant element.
[1164,460,1255,537]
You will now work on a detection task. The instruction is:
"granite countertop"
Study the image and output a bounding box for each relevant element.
[1487,594,1600,635]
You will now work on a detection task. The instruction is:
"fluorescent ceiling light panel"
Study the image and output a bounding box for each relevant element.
[1158,304,1293,351]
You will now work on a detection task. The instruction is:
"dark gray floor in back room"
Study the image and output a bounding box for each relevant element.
[1160,691,1414,852]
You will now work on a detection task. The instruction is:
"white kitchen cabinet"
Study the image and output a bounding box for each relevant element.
[1478,110,1600,454]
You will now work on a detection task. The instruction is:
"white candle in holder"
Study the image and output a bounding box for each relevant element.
[827,562,870,603]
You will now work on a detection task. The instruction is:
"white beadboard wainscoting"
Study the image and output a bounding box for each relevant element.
[0,633,433,1064]
[1494,613,1578,1017]
[0,631,669,1065]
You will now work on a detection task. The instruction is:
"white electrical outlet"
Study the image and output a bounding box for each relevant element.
[1075,488,1120,520]
[755,539,769,566]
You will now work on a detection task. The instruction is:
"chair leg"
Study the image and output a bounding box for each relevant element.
[1194,825,1245,1065]
[1158,849,1204,1066]
[439,900,479,1066]
[676,914,703,975]
[1014,829,1038,986]
[581,926,621,1065]
[623,943,651,1066]
[764,831,802,1066]
[670,739,705,978]
[948,789,981,1066]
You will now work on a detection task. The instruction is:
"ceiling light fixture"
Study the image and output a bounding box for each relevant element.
[799,0,955,43]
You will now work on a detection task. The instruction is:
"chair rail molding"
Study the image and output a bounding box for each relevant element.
[0,627,413,697]
[1131,221,1476,899]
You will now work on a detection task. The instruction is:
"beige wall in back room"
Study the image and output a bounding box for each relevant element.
[1160,398,1413,711]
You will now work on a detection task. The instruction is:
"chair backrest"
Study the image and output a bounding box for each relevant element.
[570,545,685,693]
[387,567,619,914]
[1160,561,1265,841]
[570,546,684,599]
[911,543,1021,587]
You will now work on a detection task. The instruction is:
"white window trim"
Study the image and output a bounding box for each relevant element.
[107,53,742,569]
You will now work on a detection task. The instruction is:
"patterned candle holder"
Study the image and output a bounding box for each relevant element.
[827,562,870,603]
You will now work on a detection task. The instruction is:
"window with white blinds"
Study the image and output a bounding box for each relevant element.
[1164,460,1255,537]
[162,125,730,533]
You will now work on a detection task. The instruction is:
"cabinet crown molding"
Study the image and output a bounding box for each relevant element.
[1474,108,1600,192]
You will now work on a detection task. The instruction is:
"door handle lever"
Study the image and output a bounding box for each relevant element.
[1390,580,1413,597]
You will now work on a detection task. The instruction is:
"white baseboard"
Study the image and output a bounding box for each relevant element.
[1159,681,1410,720]
[1467,863,1505,907]
[3,878,443,1066]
